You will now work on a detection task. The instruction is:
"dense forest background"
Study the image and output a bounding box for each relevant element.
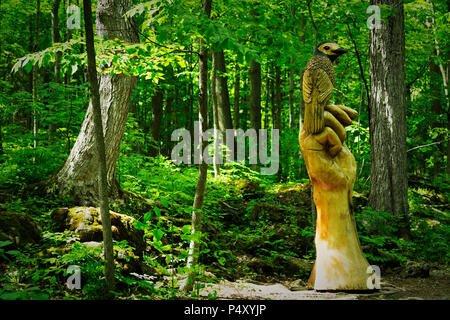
[0,0,448,300]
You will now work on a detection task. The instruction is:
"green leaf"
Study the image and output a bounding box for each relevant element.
[160,198,169,209]
[154,206,161,217]
[24,60,33,73]
[182,224,192,234]
[133,220,148,230]
[153,228,163,242]
[143,211,153,223]
[0,240,13,248]
[6,250,20,256]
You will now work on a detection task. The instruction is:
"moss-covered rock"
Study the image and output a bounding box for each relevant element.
[274,183,311,207]
[232,180,264,200]
[0,210,42,247]
[50,207,145,257]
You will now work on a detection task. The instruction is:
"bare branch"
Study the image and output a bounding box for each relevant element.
[407,140,448,153]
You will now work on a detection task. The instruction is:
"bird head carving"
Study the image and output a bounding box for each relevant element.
[314,41,348,62]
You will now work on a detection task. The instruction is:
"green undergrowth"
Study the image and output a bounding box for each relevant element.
[0,157,448,299]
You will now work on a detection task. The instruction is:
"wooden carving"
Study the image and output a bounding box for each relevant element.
[299,41,373,290]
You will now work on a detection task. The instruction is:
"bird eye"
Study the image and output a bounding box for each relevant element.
[324,46,330,50]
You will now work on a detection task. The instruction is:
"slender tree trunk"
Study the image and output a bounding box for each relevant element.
[212,50,233,132]
[212,50,233,166]
[430,55,444,181]
[52,0,62,83]
[274,57,282,181]
[368,0,410,240]
[183,0,212,293]
[149,89,163,157]
[427,0,450,176]
[241,73,249,131]
[288,57,295,129]
[50,0,139,205]
[82,0,114,295]
[211,51,220,176]
[249,59,262,134]
[249,59,261,170]
[234,64,240,130]
[164,90,174,157]
[32,0,40,161]
[265,68,271,129]
[28,15,33,107]
[49,0,62,140]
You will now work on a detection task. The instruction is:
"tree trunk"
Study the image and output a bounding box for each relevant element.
[182,0,212,293]
[50,0,139,205]
[211,51,220,176]
[249,59,262,133]
[52,0,62,83]
[274,58,282,180]
[234,64,240,130]
[212,50,233,132]
[264,68,270,129]
[49,0,62,139]
[32,0,40,160]
[368,0,410,240]
[430,55,444,181]
[288,58,295,129]
[82,0,115,294]
[149,89,163,157]
[212,50,233,165]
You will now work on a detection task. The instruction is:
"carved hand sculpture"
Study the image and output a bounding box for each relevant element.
[300,41,373,291]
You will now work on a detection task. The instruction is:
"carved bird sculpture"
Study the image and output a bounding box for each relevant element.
[303,41,348,135]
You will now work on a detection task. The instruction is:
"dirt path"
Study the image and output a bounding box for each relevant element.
[199,270,449,300]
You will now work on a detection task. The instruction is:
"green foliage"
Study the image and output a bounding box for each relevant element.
[0,0,449,301]
[356,207,410,266]
[356,203,449,268]
[0,240,21,262]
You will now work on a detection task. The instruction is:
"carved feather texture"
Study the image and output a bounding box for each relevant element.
[303,55,335,134]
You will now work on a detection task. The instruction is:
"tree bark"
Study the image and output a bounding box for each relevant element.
[274,57,282,180]
[264,68,270,129]
[368,0,410,240]
[212,50,233,132]
[149,89,163,157]
[430,55,445,181]
[50,0,139,205]
[182,0,212,293]
[32,0,40,159]
[234,63,240,130]
[52,0,62,83]
[288,58,295,129]
[249,59,262,133]
[212,50,233,166]
[48,0,62,140]
[82,0,115,294]
[211,51,220,176]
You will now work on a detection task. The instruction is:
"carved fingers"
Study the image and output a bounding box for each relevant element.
[324,111,346,143]
[324,104,358,144]
[327,104,358,121]
[315,126,342,157]
[300,104,358,158]
[324,104,352,126]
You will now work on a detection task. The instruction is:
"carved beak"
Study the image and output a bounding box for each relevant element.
[332,48,348,56]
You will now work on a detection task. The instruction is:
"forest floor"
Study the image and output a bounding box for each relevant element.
[0,165,448,300]
[198,269,450,300]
